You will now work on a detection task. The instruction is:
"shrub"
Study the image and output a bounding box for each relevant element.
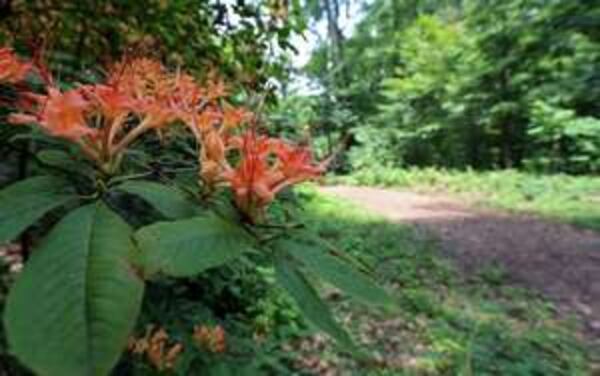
[0,46,393,375]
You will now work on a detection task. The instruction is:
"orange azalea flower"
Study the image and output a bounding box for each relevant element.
[203,130,226,163]
[0,47,31,84]
[42,88,96,141]
[137,99,177,128]
[171,72,204,109]
[191,107,222,133]
[79,84,140,157]
[193,325,226,354]
[222,155,276,214]
[222,103,252,129]
[9,87,95,142]
[109,57,167,98]
[227,131,276,158]
[108,57,176,125]
[84,84,135,121]
[200,159,222,187]
[108,58,176,128]
[198,129,228,187]
[205,76,228,101]
[273,141,324,183]
[107,58,182,155]
[129,326,183,371]
[221,131,323,220]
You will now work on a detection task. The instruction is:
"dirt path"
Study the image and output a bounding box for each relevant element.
[318,185,600,338]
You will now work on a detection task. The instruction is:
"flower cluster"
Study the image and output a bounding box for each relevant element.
[0,48,31,84]
[193,325,226,354]
[1,46,325,220]
[128,326,183,371]
[5,54,247,175]
[221,131,325,221]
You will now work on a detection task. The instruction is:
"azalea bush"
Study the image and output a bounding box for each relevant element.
[0,46,393,375]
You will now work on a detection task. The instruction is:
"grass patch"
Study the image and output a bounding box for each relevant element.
[292,187,590,375]
[331,167,600,230]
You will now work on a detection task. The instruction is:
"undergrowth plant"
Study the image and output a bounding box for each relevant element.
[0,47,393,375]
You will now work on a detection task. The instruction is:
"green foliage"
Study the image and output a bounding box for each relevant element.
[3,0,599,373]
[0,0,306,91]
[0,135,393,375]
[119,261,305,375]
[134,214,255,278]
[346,126,404,170]
[269,95,318,139]
[274,253,358,353]
[0,179,383,375]
[0,158,390,375]
[299,0,600,173]
[0,164,592,374]
[0,176,77,243]
[375,14,479,167]
[282,239,395,308]
[116,180,200,220]
[37,150,96,177]
[5,203,144,376]
[0,87,394,376]
[527,101,600,173]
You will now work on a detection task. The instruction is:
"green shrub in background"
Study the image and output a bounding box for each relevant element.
[297,0,600,174]
[526,101,600,174]
[0,0,305,91]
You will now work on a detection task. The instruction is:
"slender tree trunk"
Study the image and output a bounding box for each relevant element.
[323,0,345,86]
[501,121,513,168]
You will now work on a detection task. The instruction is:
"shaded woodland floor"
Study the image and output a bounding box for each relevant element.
[319,186,600,340]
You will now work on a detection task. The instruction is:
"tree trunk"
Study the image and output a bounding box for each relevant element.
[323,0,345,86]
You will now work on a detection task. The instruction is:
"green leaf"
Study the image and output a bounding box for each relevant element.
[0,176,77,243]
[37,150,94,176]
[274,254,358,353]
[283,240,395,308]
[135,214,253,277]
[116,180,199,219]
[4,203,145,376]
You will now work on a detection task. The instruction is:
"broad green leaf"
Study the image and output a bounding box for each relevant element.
[116,180,199,219]
[135,214,253,277]
[283,240,394,308]
[275,254,358,353]
[37,149,75,167]
[0,175,77,243]
[37,150,93,175]
[5,203,145,376]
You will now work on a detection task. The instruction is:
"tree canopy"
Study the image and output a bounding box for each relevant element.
[298,0,600,173]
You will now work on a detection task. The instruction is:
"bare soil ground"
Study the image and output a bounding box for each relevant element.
[318,185,600,338]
